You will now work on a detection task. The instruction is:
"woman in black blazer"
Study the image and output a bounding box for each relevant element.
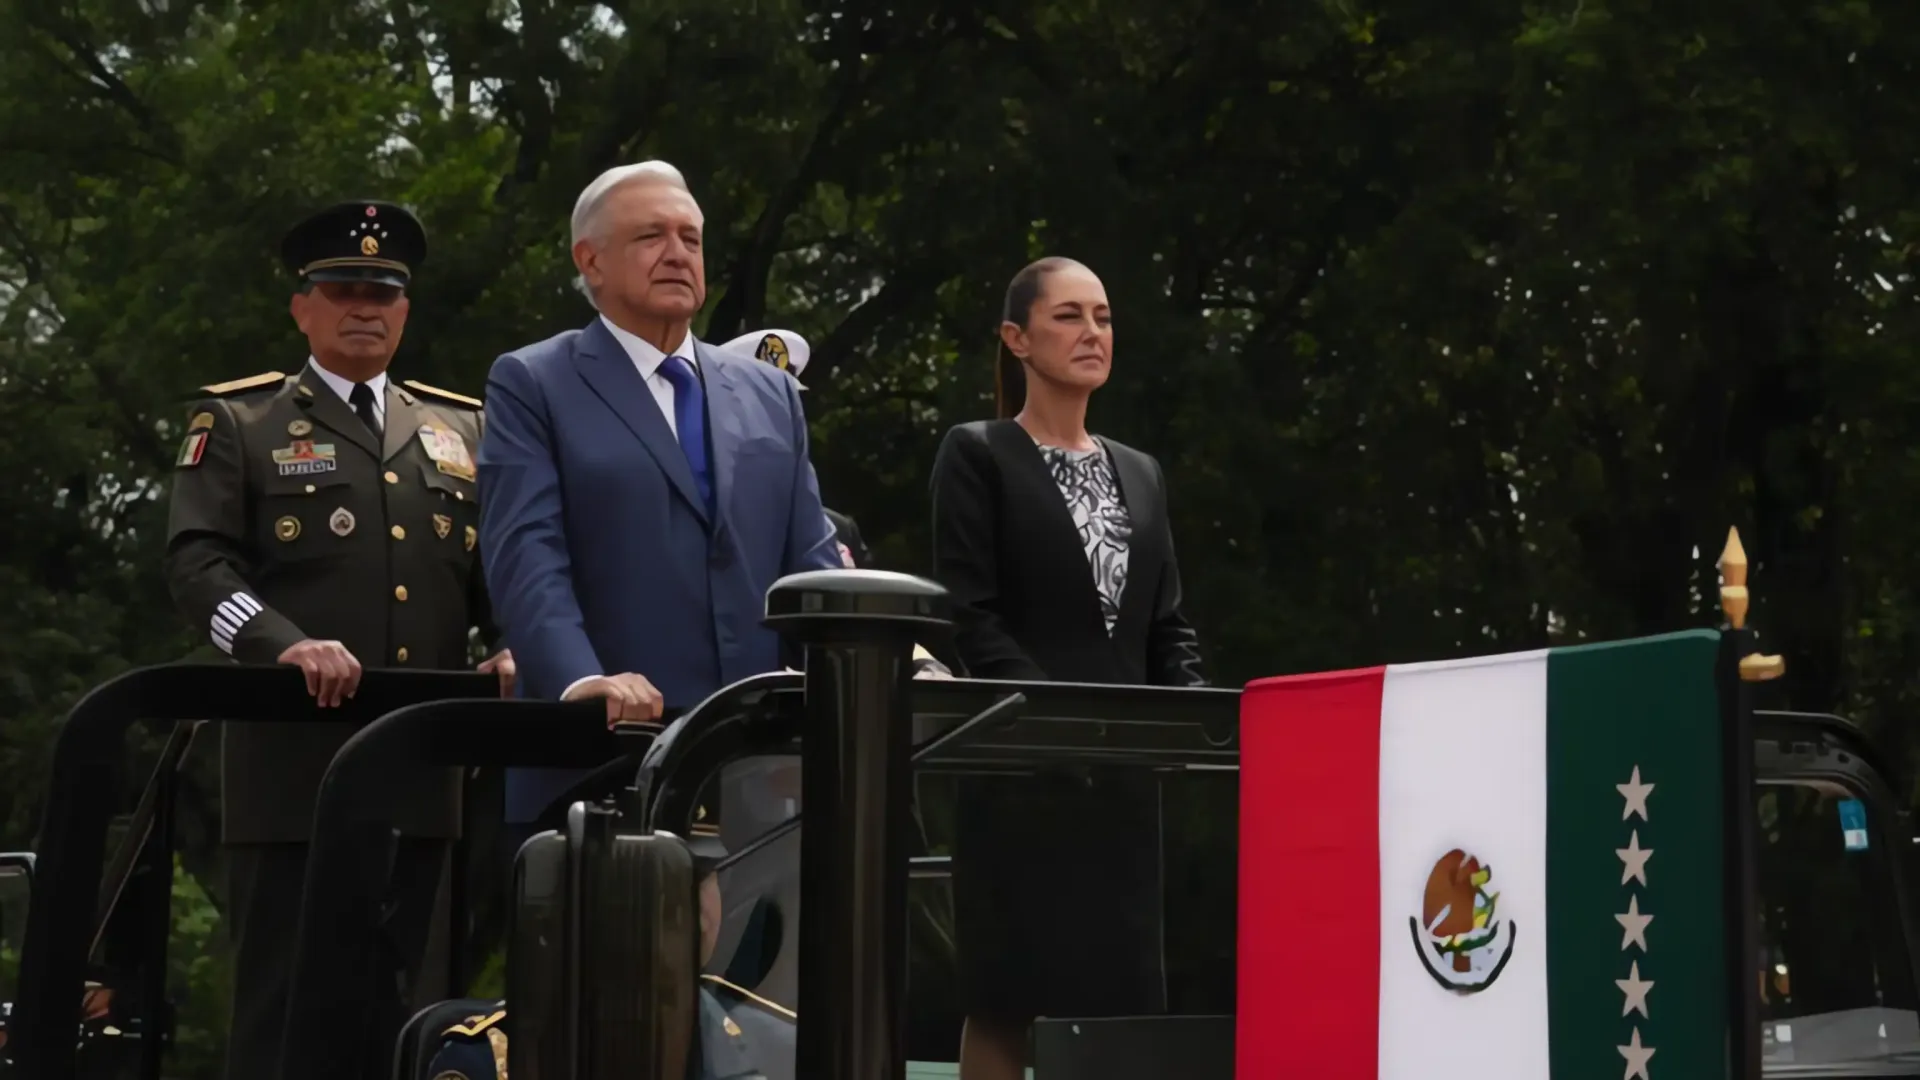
[929,256,1204,1080]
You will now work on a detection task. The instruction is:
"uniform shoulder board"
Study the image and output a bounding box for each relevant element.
[441,1006,507,1037]
[194,371,287,398]
[701,974,796,1020]
[404,380,483,409]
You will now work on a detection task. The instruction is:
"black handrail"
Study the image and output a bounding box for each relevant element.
[11,664,498,1080]
[276,696,658,1080]
[92,720,202,945]
[637,677,1241,863]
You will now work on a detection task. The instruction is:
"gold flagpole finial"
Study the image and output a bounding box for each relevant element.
[1718,526,1785,681]
[1718,527,1750,630]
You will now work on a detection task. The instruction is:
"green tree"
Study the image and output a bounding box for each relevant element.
[5,0,1920,1069]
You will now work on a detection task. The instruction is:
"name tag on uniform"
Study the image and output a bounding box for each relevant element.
[418,424,475,480]
[272,440,337,476]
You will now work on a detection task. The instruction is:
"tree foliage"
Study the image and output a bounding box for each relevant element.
[3,0,1919,1069]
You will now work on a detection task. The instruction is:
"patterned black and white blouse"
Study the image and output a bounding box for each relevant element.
[1035,441,1132,635]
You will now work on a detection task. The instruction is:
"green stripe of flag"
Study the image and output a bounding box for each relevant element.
[1547,629,1726,1080]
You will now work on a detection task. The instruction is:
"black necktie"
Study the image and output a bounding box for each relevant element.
[349,382,381,438]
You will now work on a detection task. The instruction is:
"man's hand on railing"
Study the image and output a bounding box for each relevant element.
[276,639,363,707]
[476,648,516,698]
[562,672,665,728]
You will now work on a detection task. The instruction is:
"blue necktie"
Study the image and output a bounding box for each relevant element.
[659,355,713,511]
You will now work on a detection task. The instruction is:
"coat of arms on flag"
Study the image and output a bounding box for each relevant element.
[1412,848,1516,993]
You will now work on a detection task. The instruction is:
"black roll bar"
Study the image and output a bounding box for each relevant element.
[10,664,497,1080]
[276,697,662,1080]
[638,677,1241,884]
[763,569,952,1080]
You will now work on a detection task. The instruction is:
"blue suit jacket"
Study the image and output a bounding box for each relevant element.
[479,318,840,822]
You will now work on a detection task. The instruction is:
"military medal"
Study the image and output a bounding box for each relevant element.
[464,525,476,552]
[288,418,312,437]
[274,516,301,542]
[417,423,476,481]
[272,440,338,477]
[329,507,355,536]
[433,513,452,540]
[188,411,215,432]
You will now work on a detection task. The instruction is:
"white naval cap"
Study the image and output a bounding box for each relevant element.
[716,329,811,389]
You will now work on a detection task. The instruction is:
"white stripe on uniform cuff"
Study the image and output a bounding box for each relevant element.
[211,591,264,655]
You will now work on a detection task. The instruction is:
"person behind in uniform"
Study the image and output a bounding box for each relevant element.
[163,200,513,1080]
[712,328,870,571]
[715,328,949,683]
[421,834,788,1080]
[929,256,1206,1080]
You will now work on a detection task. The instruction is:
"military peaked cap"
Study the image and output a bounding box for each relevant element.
[280,200,426,287]
[717,329,812,389]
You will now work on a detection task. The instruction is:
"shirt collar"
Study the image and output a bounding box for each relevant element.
[306,357,388,405]
[600,315,694,378]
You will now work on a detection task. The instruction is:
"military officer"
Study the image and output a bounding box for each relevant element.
[164,200,512,1080]
[715,328,949,678]
[419,976,777,1080]
[422,835,784,1080]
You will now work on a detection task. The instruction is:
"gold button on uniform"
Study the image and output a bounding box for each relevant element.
[391,525,405,540]
[394,585,408,602]
[396,647,409,663]
[384,471,399,484]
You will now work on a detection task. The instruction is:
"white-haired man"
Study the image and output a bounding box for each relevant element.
[478,162,867,831]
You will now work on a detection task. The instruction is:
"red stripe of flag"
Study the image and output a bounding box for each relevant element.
[1238,667,1386,1079]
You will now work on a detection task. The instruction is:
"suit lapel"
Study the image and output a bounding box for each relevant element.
[699,341,744,520]
[382,384,426,462]
[990,420,1108,625]
[1097,436,1158,541]
[292,370,379,458]
[572,319,709,523]
[1096,435,1160,630]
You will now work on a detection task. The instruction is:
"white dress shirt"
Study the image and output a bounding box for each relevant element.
[306,357,388,428]
[599,315,696,436]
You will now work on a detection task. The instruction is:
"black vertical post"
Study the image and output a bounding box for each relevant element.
[764,569,951,1080]
[136,753,179,1080]
[1718,625,1761,1080]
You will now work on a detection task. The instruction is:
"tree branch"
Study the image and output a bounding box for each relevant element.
[805,262,955,390]
[707,58,871,339]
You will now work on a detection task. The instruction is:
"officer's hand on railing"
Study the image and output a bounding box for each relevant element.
[476,648,516,698]
[561,672,665,728]
[276,639,364,707]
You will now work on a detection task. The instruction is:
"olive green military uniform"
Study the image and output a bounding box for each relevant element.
[166,367,493,837]
[166,364,496,1080]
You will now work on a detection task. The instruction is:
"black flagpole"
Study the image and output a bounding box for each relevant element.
[1717,526,1777,1080]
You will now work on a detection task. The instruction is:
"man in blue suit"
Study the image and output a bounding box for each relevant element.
[478,160,848,826]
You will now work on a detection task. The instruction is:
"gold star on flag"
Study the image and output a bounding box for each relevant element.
[1616,959,1654,1018]
[1618,1026,1655,1079]
[1617,829,1654,887]
[1615,894,1652,952]
[1617,765,1654,822]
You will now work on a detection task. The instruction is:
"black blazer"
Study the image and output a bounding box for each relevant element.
[929,419,1205,687]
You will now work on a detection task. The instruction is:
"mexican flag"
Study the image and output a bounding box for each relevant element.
[1237,630,1728,1080]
